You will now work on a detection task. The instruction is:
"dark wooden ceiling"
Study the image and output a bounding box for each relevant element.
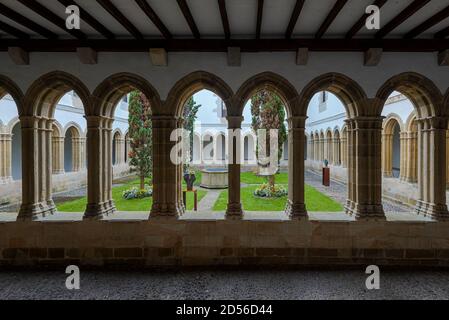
[0,0,447,52]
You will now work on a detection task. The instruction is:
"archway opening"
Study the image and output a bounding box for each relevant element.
[305,91,347,213]
[237,89,289,213]
[379,91,421,213]
[0,90,22,214]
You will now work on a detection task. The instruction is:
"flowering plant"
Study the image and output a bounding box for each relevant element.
[122,187,153,200]
[254,183,287,198]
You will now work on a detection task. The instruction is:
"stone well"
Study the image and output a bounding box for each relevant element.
[200,168,228,189]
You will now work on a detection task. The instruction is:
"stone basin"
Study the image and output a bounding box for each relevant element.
[200,168,228,189]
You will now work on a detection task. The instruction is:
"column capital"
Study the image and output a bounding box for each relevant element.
[85,115,112,128]
[226,116,244,129]
[287,116,307,129]
[350,116,385,130]
[151,115,179,129]
[418,116,448,130]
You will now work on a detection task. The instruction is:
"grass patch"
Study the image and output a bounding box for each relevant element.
[57,178,206,212]
[240,171,288,184]
[213,184,342,212]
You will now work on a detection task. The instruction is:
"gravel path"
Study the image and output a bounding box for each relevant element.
[0,269,448,300]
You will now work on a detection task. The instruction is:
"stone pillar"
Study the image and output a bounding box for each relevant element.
[381,133,393,177]
[406,131,418,183]
[333,138,340,166]
[226,116,243,219]
[84,116,115,219]
[51,135,65,174]
[44,119,55,212]
[446,130,449,188]
[285,116,308,219]
[340,133,347,168]
[399,132,407,180]
[415,117,448,220]
[18,116,55,220]
[345,117,385,220]
[150,116,183,219]
[0,133,12,184]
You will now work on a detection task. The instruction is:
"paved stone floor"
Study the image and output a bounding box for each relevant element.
[0,269,448,300]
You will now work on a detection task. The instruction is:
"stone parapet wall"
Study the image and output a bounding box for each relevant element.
[0,164,131,206]
[1,219,449,267]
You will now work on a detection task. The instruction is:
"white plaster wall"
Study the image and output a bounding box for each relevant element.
[0,52,447,102]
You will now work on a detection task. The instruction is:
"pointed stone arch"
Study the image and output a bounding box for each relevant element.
[375,72,444,118]
[92,73,161,118]
[0,74,24,115]
[234,72,298,118]
[298,73,367,118]
[23,71,90,117]
[165,71,234,117]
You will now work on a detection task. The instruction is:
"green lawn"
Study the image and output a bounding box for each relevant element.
[57,171,342,213]
[213,184,342,212]
[57,178,206,212]
[240,171,288,184]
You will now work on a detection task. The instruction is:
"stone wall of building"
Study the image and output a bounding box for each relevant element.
[1,219,449,267]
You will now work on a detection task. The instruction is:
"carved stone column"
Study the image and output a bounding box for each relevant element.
[226,116,243,219]
[332,137,340,165]
[345,117,385,220]
[0,133,12,184]
[415,117,448,220]
[18,116,55,220]
[51,135,65,174]
[150,116,183,219]
[285,116,308,219]
[340,133,347,168]
[406,131,418,183]
[446,130,449,188]
[84,116,115,219]
[399,132,407,180]
[381,133,393,177]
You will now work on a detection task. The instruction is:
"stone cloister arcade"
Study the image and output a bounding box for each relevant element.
[1,69,449,222]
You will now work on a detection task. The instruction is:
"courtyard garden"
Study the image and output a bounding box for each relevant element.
[56,171,342,213]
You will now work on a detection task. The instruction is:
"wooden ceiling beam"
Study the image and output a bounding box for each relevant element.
[0,3,57,39]
[16,0,86,40]
[345,0,388,39]
[176,0,200,39]
[435,25,449,39]
[375,0,431,39]
[57,0,115,39]
[134,0,172,39]
[218,0,230,40]
[96,0,143,40]
[256,0,264,39]
[405,4,449,39]
[315,0,348,39]
[285,0,305,39]
[0,20,30,39]
[1,38,447,53]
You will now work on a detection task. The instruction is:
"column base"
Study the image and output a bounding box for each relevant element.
[17,201,56,221]
[345,200,385,220]
[415,200,449,221]
[285,200,308,220]
[226,202,243,220]
[150,202,183,219]
[83,200,116,220]
[52,170,65,175]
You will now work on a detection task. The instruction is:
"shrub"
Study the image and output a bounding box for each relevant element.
[122,187,153,200]
[254,183,287,198]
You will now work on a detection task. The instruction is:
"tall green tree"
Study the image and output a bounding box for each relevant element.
[182,96,201,165]
[250,91,287,187]
[128,91,152,190]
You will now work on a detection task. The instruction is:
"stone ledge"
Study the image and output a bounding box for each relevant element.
[0,219,448,267]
